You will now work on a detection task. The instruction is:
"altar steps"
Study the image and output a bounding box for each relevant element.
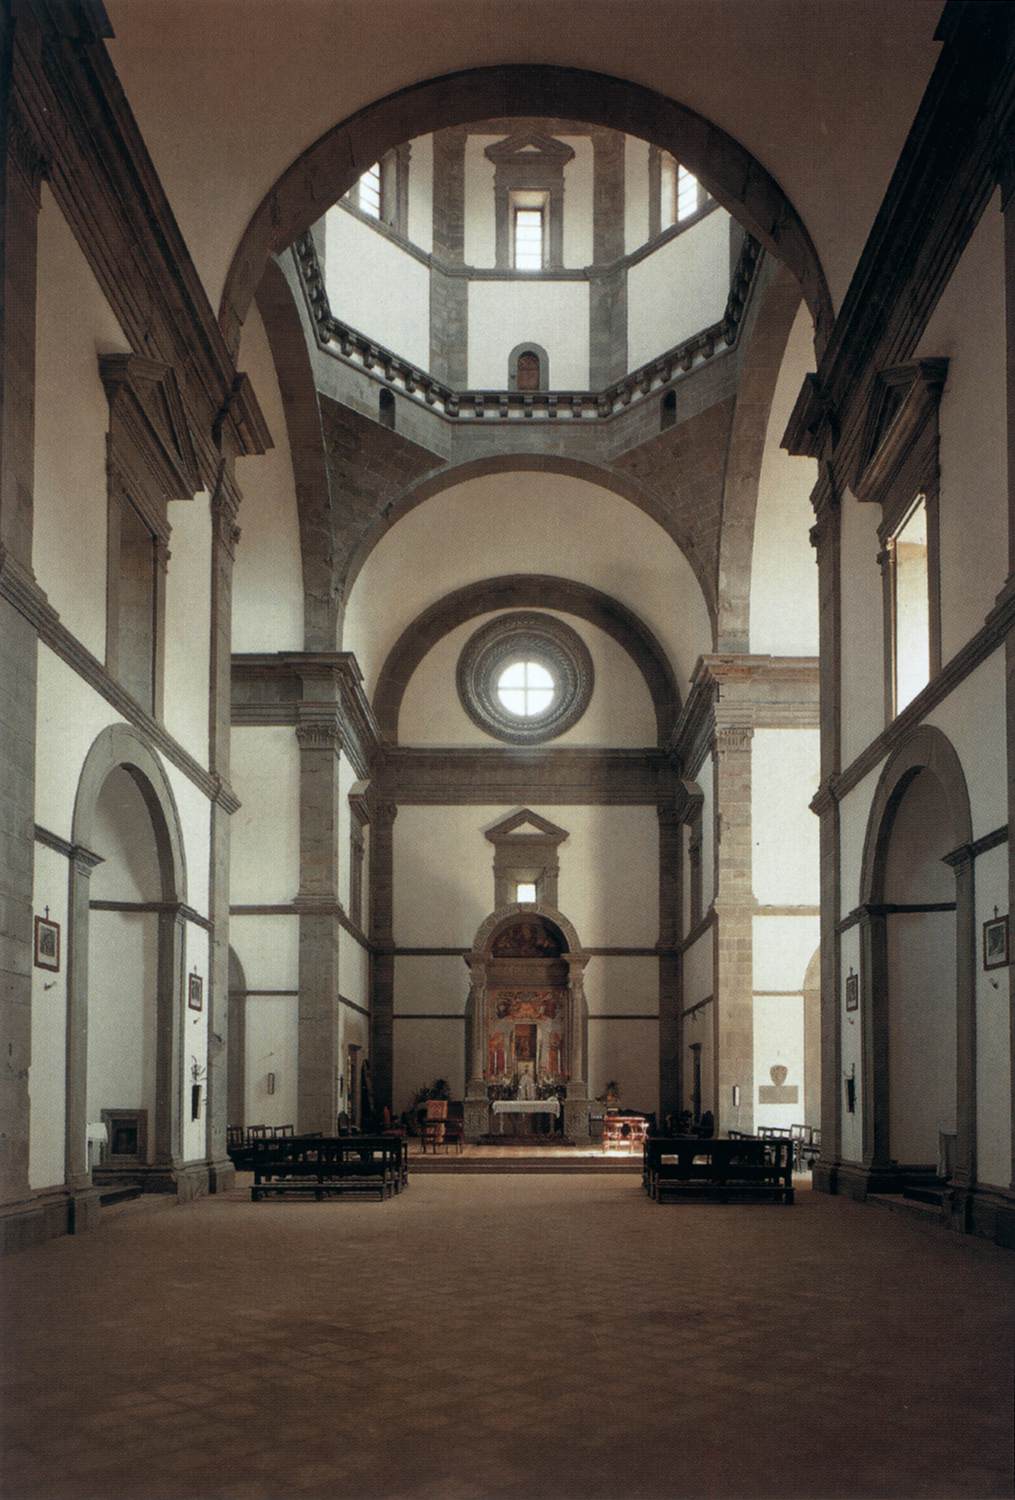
[409,1150,641,1174]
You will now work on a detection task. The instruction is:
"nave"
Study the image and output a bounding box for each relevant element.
[2,1178,1013,1500]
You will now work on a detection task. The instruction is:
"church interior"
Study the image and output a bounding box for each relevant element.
[1,0,1014,1496]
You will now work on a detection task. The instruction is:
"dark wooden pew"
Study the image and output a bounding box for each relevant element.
[642,1136,794,1203]
[248,1134,406,1201]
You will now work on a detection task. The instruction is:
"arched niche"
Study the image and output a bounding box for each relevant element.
[219,66,832,360]
[66,725,194,1207]
[856,725,976,1213]
[463,903,590,1142]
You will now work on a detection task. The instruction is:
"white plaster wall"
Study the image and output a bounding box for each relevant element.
[683,927,713,1010]
[467,281,589,389]
[164,763,211,917]
[233,305,304,652]
[29,844,69,1190]
[33,188,128,660]
[398,611,658,747]
[463,135,497,267]
[561,137,593,268]
[346,471,710,703]
[749,301,820,655]
[245,997,298,1127]
[584,957,658,1016]
[751,729,820,906]
[91,766,163,901]
[624,136,649,254]
[230,728,300,904]
[229,915,299,992]
[35,649,117,839]
[753,994,804,1131]
[407,133,434,253]
[340,928,370,1008]
[325,207,431,369]
[395,955,469,1015]
[87,909,157,1152]
[753,915,820,994]
[393,803,657,948]
[838,764,881,918]
[839,490,885,769]
[916,194,1006,662]
[925,652,1007,839]
[974,843,1012,1188]
[888,911,956,1162]
[627,210,731,369]
[163,493,211,768]
[181,922,209,1163]
[393,1020,465,1112]
[839,922,863,1162]
[587,1020,657,1115]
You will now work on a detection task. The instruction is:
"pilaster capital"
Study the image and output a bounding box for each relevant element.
[656,801,682,829]
[810,777,840,817]
[715,726,754,755]
[295,711,343,753]
[368,798,399,826]
[70,844,104,878]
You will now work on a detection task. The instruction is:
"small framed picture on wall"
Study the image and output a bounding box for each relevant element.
[34,914,60,972]
[845,973,859,1012]
[983,915,1009,971]
[187,973,204,1012]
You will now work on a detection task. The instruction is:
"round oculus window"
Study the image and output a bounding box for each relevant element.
[456,613,593,745]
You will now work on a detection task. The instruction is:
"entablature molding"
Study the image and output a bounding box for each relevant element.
[13,0,270,491]
[231,651,380,779]
[374,747,673,806]
[670,653,820,771]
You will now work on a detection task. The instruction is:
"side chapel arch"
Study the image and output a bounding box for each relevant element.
[67,725,191,1202]
[463,902,590,1141]
[857,724,976,1207]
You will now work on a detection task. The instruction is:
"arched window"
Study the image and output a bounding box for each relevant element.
[509,343,549,392]
[661,389,677,430]
[379,388,395,429]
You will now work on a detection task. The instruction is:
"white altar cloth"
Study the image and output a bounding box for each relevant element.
[492,1099,560,1116]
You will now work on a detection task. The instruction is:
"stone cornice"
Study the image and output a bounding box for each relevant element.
[670,653,821,771]
[12,1,270,487]
[375,747,673,805]
[783,2,1014,488]
[853,359,948,504]
[0,544,234,808]
[231,652,381,779]
[825,586,1015,808]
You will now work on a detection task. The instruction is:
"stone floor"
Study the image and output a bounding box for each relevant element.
[2,1176,1013,1500]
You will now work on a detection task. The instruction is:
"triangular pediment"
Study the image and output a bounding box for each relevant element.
[100,353,199,502]
[484,131,575,167]
[854,359,948,504]
[485,809,569,844]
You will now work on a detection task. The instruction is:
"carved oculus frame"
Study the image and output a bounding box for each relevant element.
[456,612,593,745]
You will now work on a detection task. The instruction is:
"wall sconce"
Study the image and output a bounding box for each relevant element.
[266,1072,276,1095]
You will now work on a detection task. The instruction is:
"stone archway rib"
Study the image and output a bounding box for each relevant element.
[373,575,681,747]
[220,66,833,359]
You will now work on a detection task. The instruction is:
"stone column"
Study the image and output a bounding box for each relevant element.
[205,465,241,1191]
[859,907,890,1178]
[944,844,978,1229]
[368,798,397,1118]
[63,845,104,1233]
[0,93,47,1246]
[464,956,489,1141]
[151,908,187,1180]
[999,150,1015,1202]
[563,955,591,1141]
[713,725,755,1134]
[657,802,682,1123]
[430,127,467,386]
[295,708,344,1134]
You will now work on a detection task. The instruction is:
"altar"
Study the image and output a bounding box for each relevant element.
[491,1098,560,1135]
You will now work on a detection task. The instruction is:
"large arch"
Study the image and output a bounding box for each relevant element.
[857,725,976,1214]
[219,66,833,360]
[373,575,681,747]
[67,726,192,1205]
[342,452,719,632]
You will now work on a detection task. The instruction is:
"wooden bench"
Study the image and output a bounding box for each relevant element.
[249,1135,407,1201]
[642,1136,794,1203]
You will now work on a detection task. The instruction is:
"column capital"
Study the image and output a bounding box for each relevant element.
[715,725,754,754]
[70,844,104,877]
[295,712,343,753]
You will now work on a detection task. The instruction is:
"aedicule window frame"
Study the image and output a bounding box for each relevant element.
[853,360,947,727]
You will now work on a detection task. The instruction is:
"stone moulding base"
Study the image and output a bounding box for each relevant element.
[813,1158,1015,1250]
